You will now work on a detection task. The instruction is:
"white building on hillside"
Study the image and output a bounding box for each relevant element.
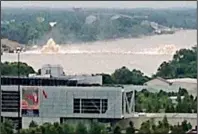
[144,77,172,86]
[144,77,197,95]
[166,78,197,90]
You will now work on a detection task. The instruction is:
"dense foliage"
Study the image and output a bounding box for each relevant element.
[136,116,192,134]
[1,7,196,44]
[1,119,14,134]
[102,67,150,85]
[135,88,197,113]
[155,46,196,79]
[1,120,108,134]
[0,117,193,134]
[1,61,35,76]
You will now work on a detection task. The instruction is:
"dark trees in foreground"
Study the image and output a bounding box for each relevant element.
[0,117,192,134]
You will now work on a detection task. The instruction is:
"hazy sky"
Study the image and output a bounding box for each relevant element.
[1,1,196,9]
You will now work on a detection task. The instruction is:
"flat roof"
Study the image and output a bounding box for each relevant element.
[167,78,197,84]
[1,75,68,80]
[2,85,124,92]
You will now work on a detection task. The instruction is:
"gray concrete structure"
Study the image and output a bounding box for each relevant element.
[36,64,103,85]
[1,85,135,129]
[65,75,103,85]
[41,64,65,77]
[1,84,196,129]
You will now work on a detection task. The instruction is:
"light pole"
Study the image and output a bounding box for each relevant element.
[0,42,2,134]
[16,47,21,134]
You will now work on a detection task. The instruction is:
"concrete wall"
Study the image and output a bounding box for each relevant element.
[62,118,95,129]
[41,64,64,77]
[39,86,123,119]
[2,85,123,119]
[62,75,103,85]
[75,75,103,85]
[172,82,196,89]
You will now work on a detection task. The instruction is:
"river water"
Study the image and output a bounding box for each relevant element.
[2,30,196,76]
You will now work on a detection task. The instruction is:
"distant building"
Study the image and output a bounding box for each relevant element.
[166,78,197,91]
[144,77,196,93]
[41,64,65,77]
[65,74,103,85]
[31,64,103,85]
[144,77,172,86]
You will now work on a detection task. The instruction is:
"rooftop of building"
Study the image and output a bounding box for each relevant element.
[144,77,197,85]
[167,78,197,84]
[42,64,63,69]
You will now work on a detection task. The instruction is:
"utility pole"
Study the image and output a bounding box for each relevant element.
[17,47,21,134]
[0,37,2,134]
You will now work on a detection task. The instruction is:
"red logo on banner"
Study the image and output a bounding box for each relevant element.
[25,93,39,105]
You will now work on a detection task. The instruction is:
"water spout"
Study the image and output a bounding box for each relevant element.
[41,38,60,53]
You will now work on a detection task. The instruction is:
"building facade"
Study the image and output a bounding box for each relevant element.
[1,84,135,129]
[1,75,196,130]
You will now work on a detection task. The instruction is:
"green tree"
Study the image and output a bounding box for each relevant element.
[170,124,185,134]
[1,62,35,76]
[89,122,107,134]
[126,121,135,134]
[138,120,152,134]
[75,122,88,134]
[111,66,149,85]
[101,74,115,84]
[178,88,188,96]
[1,8,196,44]
[155,46,197,79]
[181,120,192,132]
[113,126,121,134]
[111,66,133,84]
[61,124,74,134]
[1,119,14,134]
[29,120,38,128]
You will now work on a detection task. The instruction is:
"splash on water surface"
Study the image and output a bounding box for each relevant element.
[40,38,60,54]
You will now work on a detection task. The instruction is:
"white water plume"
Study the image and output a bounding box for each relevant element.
[25,43,177,55]
[134,44,177,55]
[40,38,61,53]
[23,30,195,55]
[3,30,195,77]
